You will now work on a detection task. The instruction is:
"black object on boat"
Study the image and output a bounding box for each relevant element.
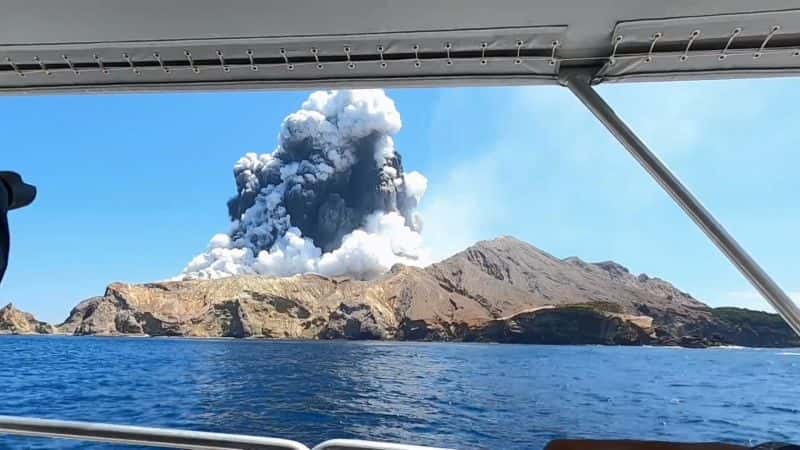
[0,171,36,284]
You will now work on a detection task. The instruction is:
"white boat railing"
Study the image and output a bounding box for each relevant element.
[0,415,452,450]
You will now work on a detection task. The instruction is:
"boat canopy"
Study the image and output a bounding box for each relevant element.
[2,0,800,93]
[2,2,800,447]
[4,0,800,336]
[4,0,800,338]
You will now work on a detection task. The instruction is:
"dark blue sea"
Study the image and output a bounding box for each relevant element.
[0,337,798,449]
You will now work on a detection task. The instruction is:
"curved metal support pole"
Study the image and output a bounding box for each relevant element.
[559,67,800,337]
[0,415,309,450]
[0,416,451,450]
[312,439,452,450]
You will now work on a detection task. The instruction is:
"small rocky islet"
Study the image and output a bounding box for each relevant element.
[3,236,798,348]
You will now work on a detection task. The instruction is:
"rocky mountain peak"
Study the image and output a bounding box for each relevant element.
[594,261,631,276]
[8,235,798,347]
[0,303,53,335]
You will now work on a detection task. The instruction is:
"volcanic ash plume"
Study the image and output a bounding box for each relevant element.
[179,89,429,280]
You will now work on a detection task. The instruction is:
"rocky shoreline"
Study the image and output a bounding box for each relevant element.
[3,237,798,348]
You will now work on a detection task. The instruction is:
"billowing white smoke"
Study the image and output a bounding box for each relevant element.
[178,90,429,281]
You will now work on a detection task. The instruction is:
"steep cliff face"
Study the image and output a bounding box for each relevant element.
[477,306,655,346]
[51,237,800,347]
[0,303,54,334]
[59,274,400,338]
[705,307,800,348]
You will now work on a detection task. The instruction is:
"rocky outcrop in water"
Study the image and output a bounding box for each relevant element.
[21,237,800,347]
[0,303,54,334]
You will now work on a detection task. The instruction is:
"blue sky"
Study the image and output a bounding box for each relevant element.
[1,79,799,323]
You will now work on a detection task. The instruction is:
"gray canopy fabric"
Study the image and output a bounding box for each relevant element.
[1,0,800,93]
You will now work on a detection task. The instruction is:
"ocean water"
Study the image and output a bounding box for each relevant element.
[0,337,798,450]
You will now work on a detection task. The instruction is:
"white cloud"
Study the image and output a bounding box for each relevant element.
[178,89,429,281]
[597,80,769,157]
[403,170,428,203]
[419,146,511,261]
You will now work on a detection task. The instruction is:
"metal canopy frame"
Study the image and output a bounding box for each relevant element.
[0,415,451,450]
[4,76,798,450]
[5,77,800,450]
[1,3,791,327]
[0,2,794,328]
[3,2,800,93]
[3,2,800,448]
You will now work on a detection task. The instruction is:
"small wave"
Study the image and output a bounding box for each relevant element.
[777,351,800,356]
[766,405,800,414]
